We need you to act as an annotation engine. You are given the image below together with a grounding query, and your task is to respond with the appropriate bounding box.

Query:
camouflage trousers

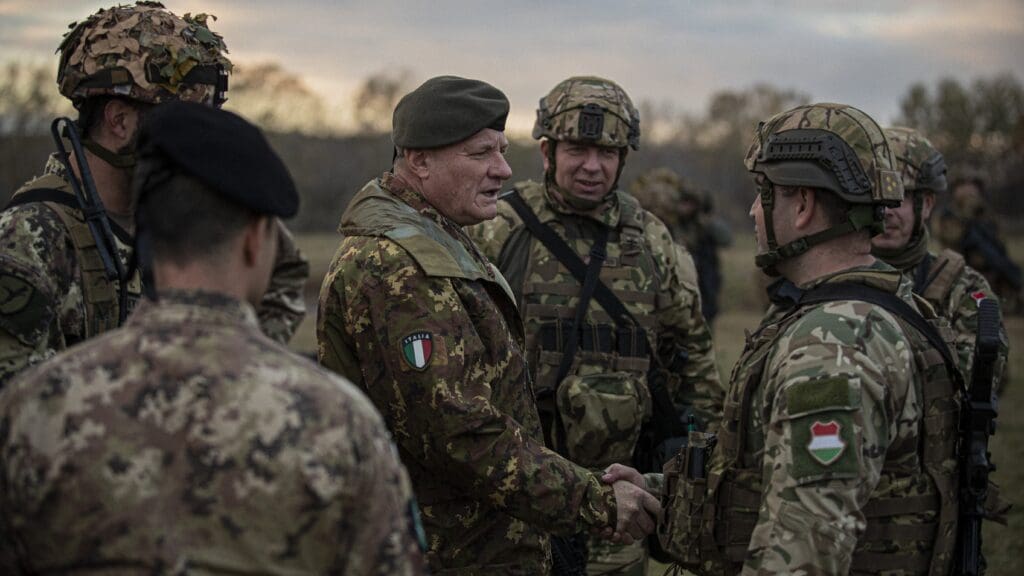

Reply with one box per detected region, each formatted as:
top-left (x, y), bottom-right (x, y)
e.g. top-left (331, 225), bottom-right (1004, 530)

top-left (586, 535), bottom-right (647, 576)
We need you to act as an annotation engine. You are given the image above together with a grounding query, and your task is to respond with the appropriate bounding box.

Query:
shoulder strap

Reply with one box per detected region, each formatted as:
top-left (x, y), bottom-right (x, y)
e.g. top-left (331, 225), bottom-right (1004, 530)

top-left (798, 281), bottom-right (964, 391)
top-left (921, 249), bottom-right (966, 304)
top-left (503, 189), bottom-right (643, 332)
top-left (5, 187), bottom-right (133, 246)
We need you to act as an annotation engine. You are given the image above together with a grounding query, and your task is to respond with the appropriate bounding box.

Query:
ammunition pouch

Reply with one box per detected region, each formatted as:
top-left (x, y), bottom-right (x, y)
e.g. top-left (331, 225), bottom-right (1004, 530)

top-left (556, 369), bottom-right (651, 469)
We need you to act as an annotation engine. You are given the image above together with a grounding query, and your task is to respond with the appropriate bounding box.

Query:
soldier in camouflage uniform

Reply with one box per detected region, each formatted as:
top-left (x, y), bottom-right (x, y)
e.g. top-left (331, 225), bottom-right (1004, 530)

top-left (629, 168), bottom-right (732, 324)
top-left (651, 103), bottom-right (966, 575)
top-left (872, 127), bottom-right (1008, 389)
top-left (317, 76), bottom-right (660, 575)
top-left (468, 77), bottom-right (722, 576)
top-left (0, 2), bottom-right (309, 388)
top-left (0, 103), bottom-right (426, 575)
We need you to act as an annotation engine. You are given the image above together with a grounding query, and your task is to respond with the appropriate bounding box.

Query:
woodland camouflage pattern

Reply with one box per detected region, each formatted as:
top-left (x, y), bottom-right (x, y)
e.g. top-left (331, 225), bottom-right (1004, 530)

top-left (662, 264), bottom-right (956, 574)
top-left (533, 76), bottom-right (640, 149)
top-left (0, 291), bottom-right (426, 575)
top-left (877, 126), bottom-right (1008, 386)
top-left (58, 1), bottom-right (232, 105)
top-left (745, 103), bottom-right (903, 206)
top-left (317, 173), bottom-right (619, 575)
top-left (469, 181), bottom-right (723, 433)
top-left (0, 155), bottom-right (309, 388)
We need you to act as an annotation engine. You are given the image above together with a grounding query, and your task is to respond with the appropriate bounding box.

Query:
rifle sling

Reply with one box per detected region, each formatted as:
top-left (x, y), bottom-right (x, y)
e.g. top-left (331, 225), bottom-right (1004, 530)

top-left (5, 187), bottom-right (134, 246)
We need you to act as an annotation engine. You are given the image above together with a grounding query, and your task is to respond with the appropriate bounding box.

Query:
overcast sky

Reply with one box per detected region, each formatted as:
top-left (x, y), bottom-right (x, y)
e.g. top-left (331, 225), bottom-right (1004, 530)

top-left (2, 0), bottom-right (1022, 134)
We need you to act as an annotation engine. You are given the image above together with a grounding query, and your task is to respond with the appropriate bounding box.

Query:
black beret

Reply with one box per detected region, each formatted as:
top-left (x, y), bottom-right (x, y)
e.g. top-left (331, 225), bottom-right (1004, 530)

top-left (392, 75), bottom-right (509, 149)
top-left (135, 101), bottom-right (298, 218)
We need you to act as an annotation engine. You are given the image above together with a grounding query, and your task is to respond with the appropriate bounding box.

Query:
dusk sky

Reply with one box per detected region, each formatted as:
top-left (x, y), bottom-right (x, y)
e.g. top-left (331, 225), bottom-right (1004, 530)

top-left (2, 0), bottom-right (1022, 135)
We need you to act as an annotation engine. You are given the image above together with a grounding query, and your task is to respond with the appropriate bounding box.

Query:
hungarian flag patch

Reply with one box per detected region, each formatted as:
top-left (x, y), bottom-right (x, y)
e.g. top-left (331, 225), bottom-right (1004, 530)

top-left (971, 291), bottom-right (987, 306)
top-left (807, 420), bottom-right (846, 466)
top-left (401, 332), bottom-right (433, 371)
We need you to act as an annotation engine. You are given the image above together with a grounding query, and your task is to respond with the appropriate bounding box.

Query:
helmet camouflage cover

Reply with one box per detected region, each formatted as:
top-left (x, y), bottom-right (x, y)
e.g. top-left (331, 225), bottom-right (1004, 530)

top-left (57, 1), bottom-right (232, 107)
top-left (533, 76), bottom-right (640, 150)
top-left (745, 102), bottom-right (903, 207)
top-left (630, 167), bottom-right (682, 214)
top-left (884, 126), bottom-right (948, 194)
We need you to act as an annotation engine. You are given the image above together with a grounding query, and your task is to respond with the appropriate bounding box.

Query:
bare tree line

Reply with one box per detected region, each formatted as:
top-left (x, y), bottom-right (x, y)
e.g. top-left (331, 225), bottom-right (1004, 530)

top-left (2, 61), bottom-right (1021, 232)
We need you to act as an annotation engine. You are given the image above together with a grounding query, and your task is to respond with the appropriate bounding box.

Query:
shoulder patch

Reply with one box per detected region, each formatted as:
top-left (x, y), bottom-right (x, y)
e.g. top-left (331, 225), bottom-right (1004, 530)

top-left (784, 377), bottom-right (861, 484)
top-left (399, 331), bottom-right (447, 372)
top-left (0, 271), bottom-right (55, 346)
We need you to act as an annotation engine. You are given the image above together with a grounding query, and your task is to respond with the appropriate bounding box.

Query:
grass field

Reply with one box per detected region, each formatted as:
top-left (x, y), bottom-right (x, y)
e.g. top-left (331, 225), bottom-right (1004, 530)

top-left (291, 231), bottom-right (1024, 575)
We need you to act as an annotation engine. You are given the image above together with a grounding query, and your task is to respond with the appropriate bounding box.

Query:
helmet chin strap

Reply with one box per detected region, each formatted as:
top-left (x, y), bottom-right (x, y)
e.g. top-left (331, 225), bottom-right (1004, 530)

top-left (82, 138), bottom-right (136, 169)
top-left (753, 179), bottom-right (883, 277)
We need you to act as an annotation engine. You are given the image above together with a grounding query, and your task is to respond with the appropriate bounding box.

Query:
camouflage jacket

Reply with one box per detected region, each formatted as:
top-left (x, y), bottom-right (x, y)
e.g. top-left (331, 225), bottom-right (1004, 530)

top-left (697, 263), bottom-right (956, 575)
top-left (905, 249), bottom-right (1008, 388)
top-left (0, 290), bottom-right (425, 575)
top-left (317, 174), bottom-right (618, 575)
top-left (468, 180), bottom-right (723, 437)
top-left (0, 155), bottom-right (309, 388)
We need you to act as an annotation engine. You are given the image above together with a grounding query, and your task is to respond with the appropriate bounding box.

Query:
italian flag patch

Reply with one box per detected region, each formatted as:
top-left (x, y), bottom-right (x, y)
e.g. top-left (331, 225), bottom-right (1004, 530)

top-left (807, 420), bottom-right (846, 466)
top-left (401, 332), bottom-right (433, 371)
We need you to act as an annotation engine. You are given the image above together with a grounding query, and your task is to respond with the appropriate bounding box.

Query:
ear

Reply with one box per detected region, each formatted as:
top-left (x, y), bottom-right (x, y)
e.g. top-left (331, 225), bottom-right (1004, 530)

top-left (241, 216), bottom-right (272, 268)
top-left (792, 187), bottom-right (816, 230)
top-left (404, 149), bottom-right (431, 180)
top-left (920, 191), bottom-right (936, 220)
top-left (102, 99), bottom-right (137, 143)
top-left (540, 139), bottom-right (552, 173)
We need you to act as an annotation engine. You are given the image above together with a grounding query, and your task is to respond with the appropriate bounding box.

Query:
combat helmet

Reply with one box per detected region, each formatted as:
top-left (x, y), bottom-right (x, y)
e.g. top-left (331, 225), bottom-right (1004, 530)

top-left (745, 102), bottom-right (904, 273)
top-left (58, 2), bottom-right (231, 109)
top-left (885, 126), bottom-right (948, 241)
top-left (630, 167), bottom-right (682, 221)
top-left (534, 76), bottom-right (640, 208)
top-left (533, 76), bottom-right (640, 150)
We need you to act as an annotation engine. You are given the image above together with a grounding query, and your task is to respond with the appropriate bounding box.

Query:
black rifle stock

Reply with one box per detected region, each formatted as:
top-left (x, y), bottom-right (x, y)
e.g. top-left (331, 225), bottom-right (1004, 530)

top-left (962, 224), bottom-right (1023, 290)
top-left (50, 117), bottom-right (129, 324)
top-left (954, 297), bottom-right (1001, 576)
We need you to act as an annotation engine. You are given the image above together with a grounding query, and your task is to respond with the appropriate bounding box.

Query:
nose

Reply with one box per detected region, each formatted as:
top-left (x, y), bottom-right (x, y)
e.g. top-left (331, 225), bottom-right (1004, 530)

top-left (492, 153), bottom-right (512, 181)
top-left (749, 194), bottom-right (761, 218)
top-left (581, 149), bottom-right (602, 171)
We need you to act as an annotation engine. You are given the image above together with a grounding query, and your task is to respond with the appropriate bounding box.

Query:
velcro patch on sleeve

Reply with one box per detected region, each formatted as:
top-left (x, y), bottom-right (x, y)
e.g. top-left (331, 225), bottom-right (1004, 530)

top-left (0, 271), bottom-right (54, 347)
top-left (790, 412), bottom-right (859, 484)
top-left (784, 376), bottom-right (860, 418)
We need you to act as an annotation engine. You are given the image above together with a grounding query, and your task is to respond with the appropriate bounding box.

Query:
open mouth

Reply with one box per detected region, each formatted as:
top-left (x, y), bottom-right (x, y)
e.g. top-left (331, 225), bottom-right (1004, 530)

top-left (479, 188), bottom-right (501, 200)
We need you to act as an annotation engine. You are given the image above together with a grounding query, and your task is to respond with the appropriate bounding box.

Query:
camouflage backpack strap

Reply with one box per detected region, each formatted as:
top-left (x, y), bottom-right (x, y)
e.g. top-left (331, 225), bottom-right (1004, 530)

top-left (797, 283), bottom-right (963, 576)
top-left (920, 249), bottom-right (966, 305)
top-left (6, 185), bottom-right (127, 337)
top-left (614, 190), bottom-right (649, 269)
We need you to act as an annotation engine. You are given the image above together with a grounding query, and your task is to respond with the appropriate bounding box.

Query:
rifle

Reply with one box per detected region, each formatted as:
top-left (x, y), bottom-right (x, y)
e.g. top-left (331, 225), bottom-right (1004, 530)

top-left (50, 117), bottom-right (129, 324)
top-left (953, 297), bottom-right (1001, 576)
top-left (961, 223), bottom-right (1022, 291)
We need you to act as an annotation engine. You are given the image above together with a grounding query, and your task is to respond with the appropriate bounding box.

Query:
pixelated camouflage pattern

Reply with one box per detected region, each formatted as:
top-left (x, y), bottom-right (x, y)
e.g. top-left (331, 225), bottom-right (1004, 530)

top-left (0, 155), bottom-right (309, 388)
top-left (745, 102), bottom-right (903, 206)
top-left (533, 76), bottom-right (640, 149)
top-left (662, 263), bottom-right (957, 575)
top-left (0, 290), bottom-right (426, 575)
top-left (317, 173), bottom-right (618, 574)
top-left (885, 127), bottom-right (948, 193)
top-left (58, 2), bottom-right (232, 105)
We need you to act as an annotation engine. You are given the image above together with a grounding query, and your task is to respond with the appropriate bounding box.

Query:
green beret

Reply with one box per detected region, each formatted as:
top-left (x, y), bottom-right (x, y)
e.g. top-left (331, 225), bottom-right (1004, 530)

top-left (392, 75), bottom-right (509, 149)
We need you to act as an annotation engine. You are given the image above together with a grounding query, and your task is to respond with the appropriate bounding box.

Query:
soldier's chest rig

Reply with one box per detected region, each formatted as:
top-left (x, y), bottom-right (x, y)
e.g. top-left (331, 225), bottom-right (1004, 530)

top-left (499, 187), bottom-right (661, 470)
top-left (6, 180), bottom-right (141, 341)
top-left (912, 249), bottom-right (966, 314)
top-left (661, 281), bottom-right (961, 576)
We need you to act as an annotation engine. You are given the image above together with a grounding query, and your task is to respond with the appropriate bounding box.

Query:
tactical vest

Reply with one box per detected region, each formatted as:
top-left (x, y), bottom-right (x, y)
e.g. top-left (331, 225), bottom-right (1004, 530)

top-left (6, 177), bottom-right (141, 339)
top-left (661, 283), bottom-right (960, 575)
top-left (497, 182), bottom-right (659, 469)
top-left (914, 249), bottom-right (966, 309)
